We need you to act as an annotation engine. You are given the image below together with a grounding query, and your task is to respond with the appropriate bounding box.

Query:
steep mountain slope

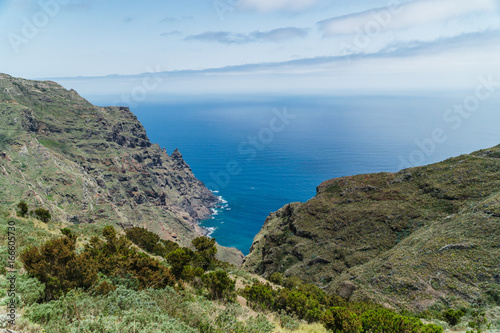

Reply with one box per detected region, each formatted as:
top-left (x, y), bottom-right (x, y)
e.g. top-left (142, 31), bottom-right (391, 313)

top-left (244, 145), bottom-right (500, 311)
top-left (0, 73), bottom-right (242, 263)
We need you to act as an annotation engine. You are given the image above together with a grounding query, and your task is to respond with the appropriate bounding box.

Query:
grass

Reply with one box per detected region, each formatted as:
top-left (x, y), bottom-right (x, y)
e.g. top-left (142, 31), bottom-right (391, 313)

top-left (273, 323), bottom-right (328, 333)
top-left (38, 139), bottom-right (72, 155)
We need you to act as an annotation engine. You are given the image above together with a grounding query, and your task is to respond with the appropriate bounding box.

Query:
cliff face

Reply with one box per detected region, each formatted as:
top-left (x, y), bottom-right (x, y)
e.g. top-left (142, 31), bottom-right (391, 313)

top-left (0, 74), bottom-right (242, 262)
top-left (244, 145), bottom-right (500, 311)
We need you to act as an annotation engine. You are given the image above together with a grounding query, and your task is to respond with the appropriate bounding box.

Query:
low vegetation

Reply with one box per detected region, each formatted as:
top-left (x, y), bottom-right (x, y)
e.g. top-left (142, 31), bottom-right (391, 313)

top-left (1, 215), bottom-right (453, 332)
top-left (241, 278), bottom-right (443, 333)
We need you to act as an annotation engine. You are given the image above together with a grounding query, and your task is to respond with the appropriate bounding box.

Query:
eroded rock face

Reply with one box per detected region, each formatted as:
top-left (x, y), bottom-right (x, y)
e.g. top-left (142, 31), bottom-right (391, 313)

top-left (0, 74), bottom-right (233, 258)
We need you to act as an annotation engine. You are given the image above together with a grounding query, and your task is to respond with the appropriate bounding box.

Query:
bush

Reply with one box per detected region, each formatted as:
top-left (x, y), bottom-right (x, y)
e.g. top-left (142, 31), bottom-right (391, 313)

top-left (181, 266), bottom-right (205, 282)
top-left (20, 231), bottom-right (96, 301)
top-left (192, 236), bottom-right (217, 270)
top-left (126, 227), bottom-right (179, 257)
top-left (102, 225), bottom-right (117, 241)
top-left (242, 281), bottom-right (275, 310)
top-left (17, 201), bottom-right (28, 217)
top-left (275, 288), bottom-right (323, 322)
top-left (322, 307), bottom-right (362, 333)
top-left (243, 278), bottom-right (344, 323)
top-left (361, 308), bottom-right (443, 333)
top-left (33, 208), bottom-right (51, 222)
top-left (84, 227), bottom-right (176, 290)
top-left (21, 226), bottom-right (176, 301)
top-left (241, 277), bottom-right (442, 333)
top-left (202, 270), bottom-right (235, 301)
top-left (269, 272), bottom-right (284, 285)
top-left (166, 248), bottom-right (196, 279)
top-left (443, 308), bottom-right (465, 326)
top-left (283, 276), bottom-right (303, 289)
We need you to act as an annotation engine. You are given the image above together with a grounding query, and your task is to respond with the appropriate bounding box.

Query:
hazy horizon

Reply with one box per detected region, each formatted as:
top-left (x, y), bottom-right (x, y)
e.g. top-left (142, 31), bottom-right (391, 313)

top-left (1, 0), bottom-right (499, 95)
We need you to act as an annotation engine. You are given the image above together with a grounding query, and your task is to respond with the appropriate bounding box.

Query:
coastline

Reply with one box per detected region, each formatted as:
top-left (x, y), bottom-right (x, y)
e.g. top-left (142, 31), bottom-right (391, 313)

top-left (199, 192), bottom-right (228, 238)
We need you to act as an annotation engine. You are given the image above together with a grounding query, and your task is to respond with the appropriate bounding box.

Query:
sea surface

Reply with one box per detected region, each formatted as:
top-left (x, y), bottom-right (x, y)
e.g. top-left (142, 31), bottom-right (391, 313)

top-left (88, 94), bottom-right (500, 254)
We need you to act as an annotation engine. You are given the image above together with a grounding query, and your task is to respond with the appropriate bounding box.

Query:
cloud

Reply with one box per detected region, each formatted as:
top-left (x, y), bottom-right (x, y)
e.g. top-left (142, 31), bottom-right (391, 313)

top-left (50, 29), bottom-right (500, 95)
top-left (185, 31), bottom-right (243, 44)
top-left (185, 27), bottom-right (308, 44)
top-left (251, 27), bottom-right (308, 41)
top-left (183, 29), bottom-right (500, 74)
top-left (318, 0), bottom-right (498, 36)
top-left (161, 17), bottom-right (177, 23)
top-left (161, 31), bottom-right (182, 37)
top-left (160, 16), bottom-right (194, 23)
top-left (237, 0), bottom-right (319, 13)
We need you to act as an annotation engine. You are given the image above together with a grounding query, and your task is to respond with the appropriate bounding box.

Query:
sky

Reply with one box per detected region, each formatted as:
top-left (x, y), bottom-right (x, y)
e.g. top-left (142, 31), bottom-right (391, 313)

top-left (1, 0), bottom-right (499, 95)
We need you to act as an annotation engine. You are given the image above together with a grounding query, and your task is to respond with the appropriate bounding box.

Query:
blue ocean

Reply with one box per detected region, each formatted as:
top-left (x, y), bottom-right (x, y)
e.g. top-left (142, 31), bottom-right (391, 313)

top-left (89, 94), bottom-right (500, 254)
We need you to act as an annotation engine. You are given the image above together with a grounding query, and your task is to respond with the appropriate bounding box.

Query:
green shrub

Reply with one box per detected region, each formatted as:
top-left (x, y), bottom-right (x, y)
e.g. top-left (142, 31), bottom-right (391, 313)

top-left (283, 276), bottom-right (303, 289)
top-left (322, 307), bottom-right (362, 333)
top-left (33, 208), bottom-right (51, 222)
top-left (102, 225), bottom-right (117, 241)
top-left (192, 236), bottom-right (217, 270)
top-left (166, 248), bottom-right (196, 279)
top-left (243, 278), bottom-right (344, 323)
top-left (361, 308), bottom-right (443, 333)
top-left (126, 226), bottom-right (179, 257)
top-left (242, 281), bottom-right (275, 310)
top-left (21, 226), bottom-right (175, 301)
top-left (20, 231), bottom-right (97, 301)
top-left (84, 227), bottom-right (176, 290)
top-left (181, 265), bottom-right (205, 282)
top-left (269, 272), bottom-right (284, 285)
top-left (241, 277), bottom-right (442, 333)
top-left (275, 288), bottom-right (323, 322)
top-left (443, 308), bottom-right (465, 326)
top-left (202, 270), bottom-right (235, 301)
top-left (17, 201), bottom-right (28, 217)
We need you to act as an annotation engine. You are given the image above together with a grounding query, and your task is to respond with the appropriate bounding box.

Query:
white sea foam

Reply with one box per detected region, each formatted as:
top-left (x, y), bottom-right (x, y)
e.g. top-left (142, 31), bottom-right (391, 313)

top-left (211, 195), bottom-right (230, 214)
top-left (205, 227), bottom-right (216, 238)
top-left (200, 195), bottom-right (229, 236)
top-left (216, 196), bottom-right (228, 204)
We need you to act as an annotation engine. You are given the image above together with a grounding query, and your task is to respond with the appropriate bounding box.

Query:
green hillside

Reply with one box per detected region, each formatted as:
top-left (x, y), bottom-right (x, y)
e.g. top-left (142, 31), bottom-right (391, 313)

top-left (244, 145), bottom-right (500, 328)
top-left (0, 73), bottom-right (242, 264)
